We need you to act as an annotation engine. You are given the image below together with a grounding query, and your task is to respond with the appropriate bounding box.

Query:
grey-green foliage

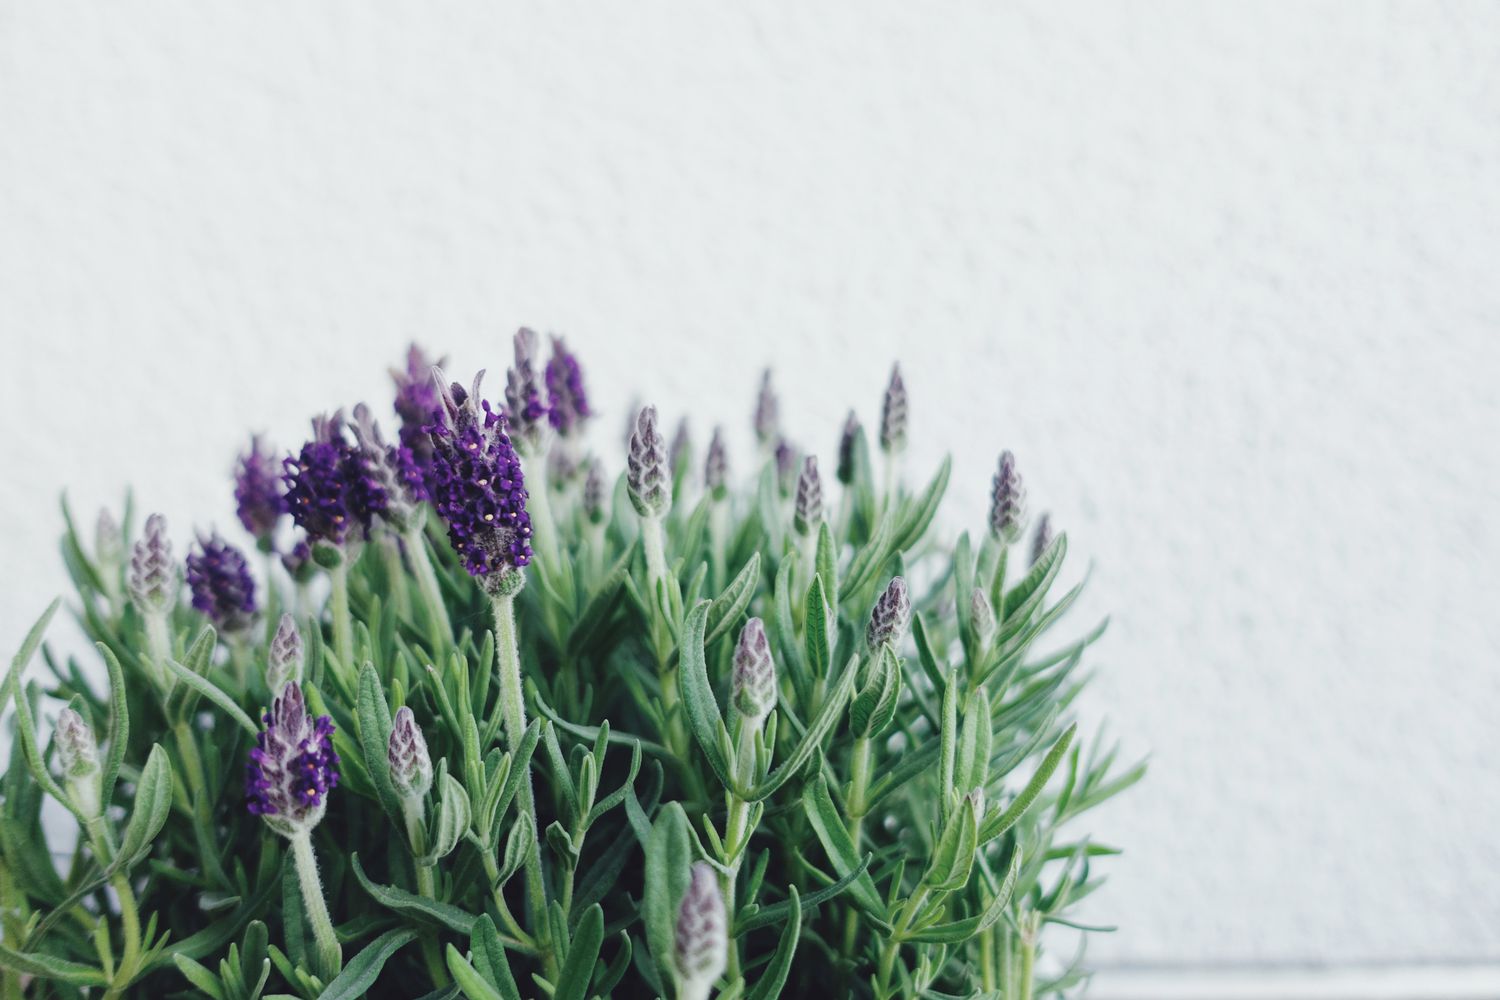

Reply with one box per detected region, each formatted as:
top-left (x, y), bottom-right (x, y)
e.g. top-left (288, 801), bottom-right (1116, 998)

top-left (0, 367), bottom-right (1141, 999)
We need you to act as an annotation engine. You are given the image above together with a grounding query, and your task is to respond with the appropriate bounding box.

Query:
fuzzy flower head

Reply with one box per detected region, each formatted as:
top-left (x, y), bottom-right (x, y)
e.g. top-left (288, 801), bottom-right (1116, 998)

top-left (1031, 512), bottom-right (1055, 566)
top-left (426, 371), bottom-right (534, 586)
top-left (351, 403), bottom-right (425, 531)
top-left (56, 708), bottom-right (101, 819)
top-left (544, 335), bottom-right (591, 438)
top-left (128, 514), bottom-right (176, 615)
top-left (753, 368), bottom-right (779, 447)
top-left (836, 410), bottom-right (861, 486)
top-left (234, 434), bottom-right (286, 546)
top-left (704, 427), bottom-right (728, 501)
top-left (793, 456), bottom-right (823, 536)
top-left (187, 531), bottom-right (257, 635)
top-left (731, 618), bottom-right (777, 727)
top-left (627, 406), bottom-right (671, 519)
top-left (387, 706), bottom-right (433, 802)
top-left (267, 614), bottom-right (304, 695)
top-left (504, 328), bottom-right (551, 455)
top-left (582, 459), bottom-right (608, 526)
top-left (774, 438), bottom-right (799, 499)
top-left (246, 683), bottom-right (339, 837)
top-left (879, 363), bottom-right (908, 455)
top-left (989, 450), bottom-right (1027, 543)
top-left (674, 861), bottom-right (728, 993)
top-left (391, 344), bottom-right (447, 483)
top-left (866, 576), bottom-right (911, 652)
top-left (283, 413), bottom-right (387, 547)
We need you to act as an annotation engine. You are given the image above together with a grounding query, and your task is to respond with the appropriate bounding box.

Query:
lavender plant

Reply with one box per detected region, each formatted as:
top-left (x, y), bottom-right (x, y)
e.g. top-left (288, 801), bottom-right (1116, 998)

top-left (2, 337), bottom-right (1142, 999)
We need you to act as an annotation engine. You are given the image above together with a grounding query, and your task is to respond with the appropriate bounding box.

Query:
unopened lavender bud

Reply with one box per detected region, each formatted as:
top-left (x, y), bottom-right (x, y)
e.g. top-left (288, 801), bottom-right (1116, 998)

top-left (387, 706), bottom-right (433, 802)
top-left (866, 576), bottom-right (911, 652)
top-left (267, 614), bottom-right (303, 693)
top-left (674, 861), bottom-right (727, 996)
top-left (969, 587), bottom-right (996, 645)
top-left (793, 456), bottom-right (823, 536)
top-left (878, 363), bottom-right (907, 454)
top-left (731, 618), bottom-right (777, 726)
top-left (836, 410), bottom-right (860, 486)
top-left (128, 514), bottom-right (177, 614)
top-left (627, 406), bottom-right (671, 518)
top-left (56, 709), bottom-right (101, 819)
top-left (95, 510), bottom-right (123, 568)
top-left (1031, 512), bottom-right (1054, 566)
top-left (504, 327), bottom-right (550, 454)
top-left (351, 404), bottom-right (422, 532)
top-left (704, 427), bottom-right (728, 500)
top-left (753, 368), bottom-right (778, 446)
top-left (669, 418), bottom-right (692, 477)
top-left (989, 450), bottom-right (1027, 543)
top-left (774, 438), bottom-right (798, 499)
top-left (582, 460), bottom-right (608, 525)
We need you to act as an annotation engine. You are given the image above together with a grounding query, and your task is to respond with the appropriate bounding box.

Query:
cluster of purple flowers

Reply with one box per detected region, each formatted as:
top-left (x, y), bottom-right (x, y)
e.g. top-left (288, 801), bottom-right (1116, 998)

top-left (234, 435), bottom-right (286, 547)
top-left (282, 413), bottom-right (387, 547)
top-left (426, 373), bottom-right (534, 580)
top-left (186, 531), bottom-right (257, 634)
top-left (246, 683), bottom-right (340, 831)
top-left (391, 344), bottom-right (446, 483)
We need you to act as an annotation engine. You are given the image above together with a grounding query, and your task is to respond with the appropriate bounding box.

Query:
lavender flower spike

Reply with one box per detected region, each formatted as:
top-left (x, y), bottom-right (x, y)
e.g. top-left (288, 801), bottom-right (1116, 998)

top-left (582, 459), bottom-right (608, 526)
top-left (753, 368), bottom-right (779, 447)
top-left (879, 363), bottom-right (908, 454)
top-left (989, 450), bottom-right (1026, 543)
top-left (866, 576), bottom-right (911, 652)
top-left (836, 410), bottom-right (861, 486)
top-left (267, 614), bottom-right (303, 694)
top-left (391, 343), bottom-right (447, 482)
top-left (128, 514), bottom-right (176, 614)
top-left (350, 403), bottom-right (424, 531)
top-left (246, 682), bottom-right (339, 836)
top-left (426, 370), bottom-right (534, 589)
top-left (628, 406), bottom-right (671, 518)
top-left (774, 438), bottom-right (798, 499)
top-left (283, 412), bottom-right (386, 547)
top-left (732, 618), bottom-right (777, 727)
top-left (504, 328), bottom-right (551, 455)
top-left (674, 861), bottom-right (728, 1000)
top-left (704, 427), bottom-right (728, 500)
top-left (56, 708), bottom-right (102, 819)
top-left (794, 456), bottom-right (823, 536)
top-left (1031, 512), bottom-right (1055, 565)
top-left (387, 706), bottom-right (433, 802)
top-left (235, 434), bottom-right (286, 548)
top-left (545, 335), bottom-right (591, 438)
top-left (187, 531), bottom-right (257, 635)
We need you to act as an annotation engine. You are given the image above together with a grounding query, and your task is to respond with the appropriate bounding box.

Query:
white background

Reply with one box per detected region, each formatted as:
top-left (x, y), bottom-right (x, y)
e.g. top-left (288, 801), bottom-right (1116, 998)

top-left (3, 1), bottom-right (1498, 985)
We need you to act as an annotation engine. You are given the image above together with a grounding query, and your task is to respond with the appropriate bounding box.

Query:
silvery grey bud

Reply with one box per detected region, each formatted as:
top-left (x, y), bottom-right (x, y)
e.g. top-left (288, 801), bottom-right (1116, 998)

top-left (793, 456), bottom-right (823, 536)
top-left (388, 706), bottom-right (433, 801)
top-left (128, 514), bottom-right (176, 614)
top-left (704, 427), bottom-right (728, 500)
top-left (753, 369), bottom-right (778, 446)
top-left (731, 618), bottom-right (776, 726)
top-left (866, 576), bottom-right (911, 652)
top-left (267, 614), bottom-right (303, 694)
top-left (669, 418), bottom-right (692, 476)
top-left (836, 410), bottom-right (860, 486)
top-left (1031, 512), bottom-right (1054, 566)
top-left (582, 460), bottom-right (608, 526)
top-left (95, 510), bottom-right (124, 568)
top-left (969, 588), bottom-right (996, 645)
top-left (350, 403), bottom-right (420, 531)
top-left (879, 363), bottom-right (907, 454)
top-left (675, 861), bottom-right (727, 993)
top-left (627, 406), bottom-right (672, 518)
top-left (774, 438), bottom-right (798, 499)
top-left (989, 450), bottom-right (1026, 542)
top-left (504, 327), bottom-right (551, 455)
top-left (56, 709), bottom-right (101, 819)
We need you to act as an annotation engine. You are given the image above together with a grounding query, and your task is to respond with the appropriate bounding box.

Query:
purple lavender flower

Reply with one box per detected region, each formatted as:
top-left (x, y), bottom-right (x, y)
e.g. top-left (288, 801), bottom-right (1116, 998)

top-left (704, 427), bottom-right (728, 500)
top-left (281, 537), bottom-right (315, 584)
top-left (879, 363), bottom-right (908, 454)
top-left (426, 371), bottom-right (534, 584)
top-left (282, 413), bottom-right (386, 547)
top-left (391, 344), bottom-right (447, 482)
top-left (582, 459), bottom-right (607, 526)
top-left (627, 406), bottom-right (671, 518)
top-left (989, 450), bottom-right (1026, 543)
top-left (675, 861), bottom-right (728, 992)
top-left (794, 456), bottom-right (823, 536)
top-left (1031, 512), bottom-right (1054, 565)
top-left (774, 438), bottom-right (798, 499)
top-left (866, 576), bottom-right (911, 652)
top-left (836, 410), bottom-right (861, 486)
top-left (504, 328), bottom-right (550, 454)
top-left (753, 369), bottom-right (779, 447)
top-left (351, 403), bottom-right (425, 529)
top-left (128, 513), bottom-right (176, 614)
top-left (234, 434), bottom-right (286, 546)
top-left (731, 618), bottom-right (776, 726)
top-left (186, 531), bottom-right (257, 634)
top-left (246, 683), bottom-right (339, 835)
top-left (544, 335), bottom-right (591, 438)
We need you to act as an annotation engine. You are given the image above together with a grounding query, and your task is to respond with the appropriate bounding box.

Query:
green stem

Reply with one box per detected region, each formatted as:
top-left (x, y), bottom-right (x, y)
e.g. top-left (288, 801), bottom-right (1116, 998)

top-left (720, 723), bottom-right (759, 980)
top-left (143, 610), bottom-right (172, 691)
top-left (329, 560), bottom-right (354, 675)
top-left (1018, 914), bottom-right (1038, 1000)
top-left (102, 870), bottom-right (141, 998)
top-left (525, 457), bottom-right (563, 575)
top-left (405, 526), bottom-right (453, 652)
top-left (492, 589), bottom-right (553, 973)
top-left (478, 851), bottom-right (537, 950)
top-left (641, 514), bottom-right (668, 596)
top-left (172, 722), bottom-right (229, 887)
top-left (291, 831), bottom-right (342, 981)
top-left (708, 499), bottom-right (728, 592)
top-left (841, 736), bottom-right (873, 960)
top-left (379, 534), bottom-right (411, 619)
top-left (413, 863), bottom-right (450, 988)
top-left (875, 888), bottom-right (928, 998)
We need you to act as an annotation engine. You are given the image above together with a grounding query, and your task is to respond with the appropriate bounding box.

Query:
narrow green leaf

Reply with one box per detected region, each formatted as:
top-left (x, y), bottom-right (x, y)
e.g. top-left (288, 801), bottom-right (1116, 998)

top-left (163, 657), bottom-right (259, 737)
top-left (745, 885), bottom-right (801, 1000)
top-left (356, 663), bottom-right (402, 824)
top-left (744, 651), bottom-right (860, 801)
top-left (643, 801), bottom-right (694, 983)
top-left (705, 552), bottom-right (761, 648)
top-left (676, 601), bottom-right (735, 791)
top-left (0, 941), bottom-right (107, 985)
top-left (553, 903), bottom-right (603, 1000)
top-left (318, 929), bottom-right (417, 1000)
top-left (980, 723), bottom-right (1077, 844)
top-left (350, 854), bottom-right (477, 935)
top-left (117, 744), bottom-right (173, 866)
top-left (446, 944), bottom-right (506, 1000)
top-left (799, 775), bottom-right (884, 918)
top-left (99, 642), bottom-right (128, 805)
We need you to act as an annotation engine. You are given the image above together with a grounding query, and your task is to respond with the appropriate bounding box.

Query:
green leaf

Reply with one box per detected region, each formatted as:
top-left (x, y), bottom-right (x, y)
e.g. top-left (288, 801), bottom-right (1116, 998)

top-left (850, 644), bottom-right (900, 739)
top-left (643, 801), bottom-right (694, 984)
top-left (744, 651), bottom-right (860, 802)
top-left (815, 522), bottom-right (838, 610)
top-left (350, 854), bottom-right (477, 935)
top-left (734, 856), bottom-right (877, 935)
top-left (980, 723), bottom-right (1077, 844)
top-left (163, 657), bottom-right (259, 737)
top-left (677, 601), bottom-right (735, 791)
top-left (98, 642), bottom-right (129, 806)
top-left (553, 903), bottom-right (603, 1000)
top-left (446, 944), bottom-right (507, 1000)
top-left (318, 929), bottom-right (417, 1000)
top-left (744, 885), bottom-right (800, 1000)
top-left (906, 844), bottom-right (1021, 944)
top-left (468, 915), bottom-right (521, 1000)
top-left (173, 954), bottom-right (226, 999)
top-left (0, 941), bottom-right (107, 985)
top-left (356, 662), bottom-right (403, 825)
top-left (803, 575), bottom-right (832, 680)
top-left (799, 775), bottom-right (884, 918)
top-left (954, 688), bottom-right (992, 796)
top-left (705, 552), bottom-right (761, 648)
top-left (923, 792), bottom-right (979, 891)
top-left (117, 744), bottom-right (173, 866)
top-left (893, 456), bottom-right (951, 551)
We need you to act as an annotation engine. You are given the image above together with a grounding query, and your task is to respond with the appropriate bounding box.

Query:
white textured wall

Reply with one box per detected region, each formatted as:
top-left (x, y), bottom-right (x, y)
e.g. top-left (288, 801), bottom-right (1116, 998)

top-left (3, 1), bottom-right (1498, 974)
